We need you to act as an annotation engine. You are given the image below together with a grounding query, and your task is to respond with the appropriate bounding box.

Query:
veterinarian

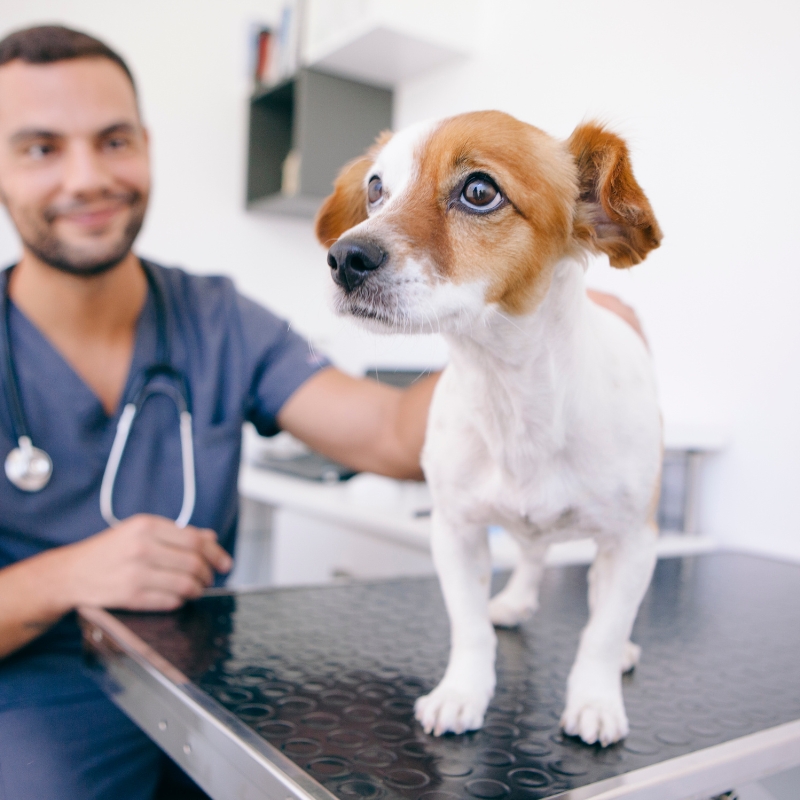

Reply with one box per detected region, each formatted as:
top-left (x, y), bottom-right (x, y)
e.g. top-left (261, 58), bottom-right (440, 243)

top-left (0, 25), bottom-right (643, 800)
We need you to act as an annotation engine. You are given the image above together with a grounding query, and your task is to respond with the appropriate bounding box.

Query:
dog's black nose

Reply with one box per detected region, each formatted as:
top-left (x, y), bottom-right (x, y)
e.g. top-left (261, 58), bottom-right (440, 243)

top-left (327, 239), bottom-right (386, 292)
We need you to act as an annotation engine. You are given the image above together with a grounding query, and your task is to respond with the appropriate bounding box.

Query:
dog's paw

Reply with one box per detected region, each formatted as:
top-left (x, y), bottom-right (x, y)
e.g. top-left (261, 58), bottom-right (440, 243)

top-left (561, 681), bottom-right (628, 746)
top-left (415, 683), bottom-right (491, 736)
top-left (488, 593), bottom-right (537, 628)
top-left (620, 641), bottom-right (641, 673)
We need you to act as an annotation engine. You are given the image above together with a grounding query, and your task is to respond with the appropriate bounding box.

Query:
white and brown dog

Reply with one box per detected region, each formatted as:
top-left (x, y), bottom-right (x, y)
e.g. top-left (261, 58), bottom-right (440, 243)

top-left (315, 111), bottom-right (663, 747)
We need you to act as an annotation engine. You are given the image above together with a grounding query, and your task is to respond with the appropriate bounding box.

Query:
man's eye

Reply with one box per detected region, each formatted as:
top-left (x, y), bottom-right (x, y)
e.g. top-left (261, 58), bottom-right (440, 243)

top-left (460, 175), bottom-right (503, 212)
top-left (27, 143), bottom-right (56, 159)
top-left (367, 176), bottom-right (383, 206)
top-left (104, 136), bottom-right (130, 150)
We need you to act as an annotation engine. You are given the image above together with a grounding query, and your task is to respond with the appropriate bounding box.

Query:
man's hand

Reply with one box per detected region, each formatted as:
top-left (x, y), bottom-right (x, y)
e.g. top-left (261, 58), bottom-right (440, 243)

top-left (63, 514), bottom-right (233, 611)
top-left (587, 289), bottom-right (648, 344)
top-left (0, 515), bottom-right (232, 660)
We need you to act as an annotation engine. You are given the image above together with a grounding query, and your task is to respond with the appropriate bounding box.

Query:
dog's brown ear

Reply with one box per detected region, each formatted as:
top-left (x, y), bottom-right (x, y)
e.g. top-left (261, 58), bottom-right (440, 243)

top-left (314, 131), bottom-right (393, 247)
top-left (568, 123), bottom-right (663, 267)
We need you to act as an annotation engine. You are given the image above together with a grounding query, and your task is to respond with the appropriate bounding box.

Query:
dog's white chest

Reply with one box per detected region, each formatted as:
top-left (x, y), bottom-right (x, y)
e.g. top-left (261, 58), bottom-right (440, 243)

top-left (421, 288), bottom-right (661, 540)
top-left (424, 411), bottom-right (587, 537)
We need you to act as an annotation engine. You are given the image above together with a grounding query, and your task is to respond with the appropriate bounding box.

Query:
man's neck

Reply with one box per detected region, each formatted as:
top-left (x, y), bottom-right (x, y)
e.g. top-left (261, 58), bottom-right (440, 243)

top-left (7, 250), bottom-right (148, 415)
top-left (8, 250), bottom-right (147, 342)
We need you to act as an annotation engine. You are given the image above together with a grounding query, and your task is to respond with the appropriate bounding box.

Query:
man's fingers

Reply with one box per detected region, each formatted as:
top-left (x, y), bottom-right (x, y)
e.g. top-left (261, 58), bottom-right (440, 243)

top-left (141, 568), bottom-right (206, 601)
top-left (150, 521), bottom-right (207, 551)
top-left (586, 289), bottom-right (647, 344)
top-left (199, 532), bottom-right (234, 574)
top-left (148, 546), bottom-right (214, 587)
top-left (126, 591), bottom-right (185, 612)
top-left (125, 516), bottom-right (231, 577)
top-left (150, 522), bottom-right (231, 573)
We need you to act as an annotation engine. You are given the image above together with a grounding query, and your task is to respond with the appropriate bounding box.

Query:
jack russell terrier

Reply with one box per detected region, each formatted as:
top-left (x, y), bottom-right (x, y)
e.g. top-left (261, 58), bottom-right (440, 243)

top-left (315, 111), bottom-right (663, 747)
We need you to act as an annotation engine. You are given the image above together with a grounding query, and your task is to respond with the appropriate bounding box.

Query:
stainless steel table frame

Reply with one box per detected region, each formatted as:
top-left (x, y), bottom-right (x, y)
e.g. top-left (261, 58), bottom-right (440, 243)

top-left (80, 553), bottom-right (800, 800)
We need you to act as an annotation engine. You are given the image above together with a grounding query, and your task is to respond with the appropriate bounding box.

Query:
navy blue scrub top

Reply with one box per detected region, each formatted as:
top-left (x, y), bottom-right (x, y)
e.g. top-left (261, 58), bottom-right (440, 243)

top-left (0, 260), bottom-right (329, 708)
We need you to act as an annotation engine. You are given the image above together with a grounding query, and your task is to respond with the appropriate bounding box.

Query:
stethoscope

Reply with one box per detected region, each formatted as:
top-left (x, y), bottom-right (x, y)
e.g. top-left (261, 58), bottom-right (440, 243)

top-left (2, 262), bottom-right (196, 528)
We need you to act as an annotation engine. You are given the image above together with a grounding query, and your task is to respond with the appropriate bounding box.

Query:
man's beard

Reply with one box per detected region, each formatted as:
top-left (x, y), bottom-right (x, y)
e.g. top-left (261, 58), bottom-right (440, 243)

top-left (20, 190), bottom-right (147, 277)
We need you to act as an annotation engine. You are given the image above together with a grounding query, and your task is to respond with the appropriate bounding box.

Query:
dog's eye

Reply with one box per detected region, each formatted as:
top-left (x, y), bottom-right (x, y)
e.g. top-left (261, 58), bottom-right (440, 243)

top-left (460, 175), bottom-right (503, 212)
top-left (368, 176), bottom-right (384, 206)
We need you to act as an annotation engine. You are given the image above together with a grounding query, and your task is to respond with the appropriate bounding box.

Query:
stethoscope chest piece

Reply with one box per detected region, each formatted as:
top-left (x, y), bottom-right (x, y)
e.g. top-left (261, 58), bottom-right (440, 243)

top-left (5, 435), bottom-right (53, 491)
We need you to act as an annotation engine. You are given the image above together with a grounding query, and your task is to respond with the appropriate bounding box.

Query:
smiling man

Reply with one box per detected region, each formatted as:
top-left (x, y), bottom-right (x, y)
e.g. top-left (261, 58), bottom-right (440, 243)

top-left (0, 25), bottom-right (436, 800)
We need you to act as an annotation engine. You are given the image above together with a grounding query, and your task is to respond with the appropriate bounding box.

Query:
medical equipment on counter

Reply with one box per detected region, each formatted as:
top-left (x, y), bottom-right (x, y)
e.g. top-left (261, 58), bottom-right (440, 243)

top-left (2, 262), bottom-right (196, 528)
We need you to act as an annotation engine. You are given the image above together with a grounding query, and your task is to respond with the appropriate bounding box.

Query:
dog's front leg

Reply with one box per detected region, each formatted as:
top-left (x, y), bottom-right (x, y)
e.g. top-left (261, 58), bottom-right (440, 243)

top-left (489, 535), bottom-right (548, 628)
top-left (415, 512), bottom-right (497, 736)
top-left (561, 523), bottom-right (657, 746)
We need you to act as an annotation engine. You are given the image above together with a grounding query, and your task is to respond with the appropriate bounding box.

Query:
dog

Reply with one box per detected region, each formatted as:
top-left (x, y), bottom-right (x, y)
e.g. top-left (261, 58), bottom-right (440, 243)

top-left (314, 111), bottom-right (663, 747)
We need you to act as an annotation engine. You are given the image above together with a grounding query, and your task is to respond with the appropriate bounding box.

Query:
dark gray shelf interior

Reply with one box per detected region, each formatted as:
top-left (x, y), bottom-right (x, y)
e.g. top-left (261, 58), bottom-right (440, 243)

top-left (247, 69), bottom-right (392, 217)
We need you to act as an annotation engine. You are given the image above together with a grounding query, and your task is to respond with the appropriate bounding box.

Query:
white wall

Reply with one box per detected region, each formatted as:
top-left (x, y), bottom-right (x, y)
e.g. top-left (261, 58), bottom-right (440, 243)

top-left (392, 0), bottom-right (800, 560)
top-left (1, 1), bottom-right (798, 560)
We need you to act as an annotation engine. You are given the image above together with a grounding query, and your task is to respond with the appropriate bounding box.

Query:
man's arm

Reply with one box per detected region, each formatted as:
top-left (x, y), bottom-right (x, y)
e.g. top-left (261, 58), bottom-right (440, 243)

top-left (0, 515), bottom-right (232, 660)
top-left (277, 368), bottom-right (438, 480)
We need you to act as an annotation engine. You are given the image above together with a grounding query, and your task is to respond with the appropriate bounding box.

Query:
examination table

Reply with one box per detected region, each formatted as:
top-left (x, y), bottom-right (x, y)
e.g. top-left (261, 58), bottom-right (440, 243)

top-left (79, 552), bottom-right (800, 800)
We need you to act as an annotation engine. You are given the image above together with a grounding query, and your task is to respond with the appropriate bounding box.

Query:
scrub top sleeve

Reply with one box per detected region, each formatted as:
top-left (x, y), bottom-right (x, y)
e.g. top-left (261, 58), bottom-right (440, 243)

top-left (236, 293), bottom-right (331, 437)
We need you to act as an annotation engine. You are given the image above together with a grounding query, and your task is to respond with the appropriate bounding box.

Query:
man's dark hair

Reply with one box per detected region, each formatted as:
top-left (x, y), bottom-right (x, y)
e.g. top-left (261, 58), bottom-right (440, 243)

top-left (0, 24), bottom-right (136, 95)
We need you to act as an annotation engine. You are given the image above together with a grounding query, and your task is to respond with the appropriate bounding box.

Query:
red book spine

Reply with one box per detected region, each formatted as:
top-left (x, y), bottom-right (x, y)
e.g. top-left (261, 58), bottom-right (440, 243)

top-left (256, 30), bottom-right (271, 84)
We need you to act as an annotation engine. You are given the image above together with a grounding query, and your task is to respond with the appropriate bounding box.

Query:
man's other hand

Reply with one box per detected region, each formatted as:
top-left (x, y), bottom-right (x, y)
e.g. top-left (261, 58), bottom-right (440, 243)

top-left (587, 289), bottom-right (647, 344)
top-left (64, 514), bottom-right (232, 611)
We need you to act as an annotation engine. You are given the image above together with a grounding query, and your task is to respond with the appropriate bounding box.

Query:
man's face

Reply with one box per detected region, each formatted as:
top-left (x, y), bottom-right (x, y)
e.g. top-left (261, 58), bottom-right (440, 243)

top-left (0, 57), bottom-right (150, 276)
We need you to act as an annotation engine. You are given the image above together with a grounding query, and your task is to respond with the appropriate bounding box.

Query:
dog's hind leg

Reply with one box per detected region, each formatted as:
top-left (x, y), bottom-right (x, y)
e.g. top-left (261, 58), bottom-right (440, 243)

top-left (415, 513), bottom-right (497, 736)
top-left (561, 523), bottom-right (657, 746)
top-left (489, 535), bottom-right (548, 628)
top-left (586, 551), bottom-right (642, 673)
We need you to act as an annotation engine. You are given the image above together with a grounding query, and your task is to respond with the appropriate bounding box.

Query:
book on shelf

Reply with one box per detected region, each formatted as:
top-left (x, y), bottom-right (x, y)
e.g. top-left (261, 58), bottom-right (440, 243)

top-left (254, 28), bottom-right (272, 86)
top-left (253, 1), bottom-right (303, 90)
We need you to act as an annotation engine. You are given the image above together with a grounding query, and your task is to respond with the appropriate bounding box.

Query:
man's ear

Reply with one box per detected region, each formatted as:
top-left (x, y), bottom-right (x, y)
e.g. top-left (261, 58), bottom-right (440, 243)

top-left (314, 131), bottom-right (393, 248)
top-left (568, 123), bottom-right (663, 267)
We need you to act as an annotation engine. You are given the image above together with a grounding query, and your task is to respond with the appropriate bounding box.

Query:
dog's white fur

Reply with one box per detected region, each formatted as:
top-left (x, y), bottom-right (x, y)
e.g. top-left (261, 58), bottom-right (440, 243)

top-left (316, 113), bottom-right (663, 746)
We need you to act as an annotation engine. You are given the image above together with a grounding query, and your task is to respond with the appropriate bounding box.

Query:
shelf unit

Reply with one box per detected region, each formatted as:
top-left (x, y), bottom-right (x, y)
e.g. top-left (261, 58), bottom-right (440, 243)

top-left (246, 68), bottom-right (392, 217)
top-left (245, 16), bottom-right (464, 218)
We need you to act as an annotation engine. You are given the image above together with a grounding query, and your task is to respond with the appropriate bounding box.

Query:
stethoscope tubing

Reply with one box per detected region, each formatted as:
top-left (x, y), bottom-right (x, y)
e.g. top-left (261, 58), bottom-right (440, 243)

top-left (1, 270), bottom-right (32, 446)
top-left (2, 262), bottom-right (196, 528)
top-left (99, 402), bottom-right (195, 528)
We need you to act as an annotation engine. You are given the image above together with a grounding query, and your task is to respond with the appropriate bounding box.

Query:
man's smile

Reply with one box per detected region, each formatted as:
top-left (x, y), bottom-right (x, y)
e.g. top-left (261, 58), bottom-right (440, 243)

top-left (43, 193), bottom-right (139, 237)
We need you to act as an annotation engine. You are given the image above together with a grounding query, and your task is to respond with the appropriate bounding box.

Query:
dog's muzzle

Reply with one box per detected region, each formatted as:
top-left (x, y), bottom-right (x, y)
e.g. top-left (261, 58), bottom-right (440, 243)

top-left (327, 239), bottom-right (387, 293)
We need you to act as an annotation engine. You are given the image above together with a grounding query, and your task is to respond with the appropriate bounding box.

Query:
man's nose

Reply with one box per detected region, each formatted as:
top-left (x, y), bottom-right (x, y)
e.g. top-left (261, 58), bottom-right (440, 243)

top-left (61, 140), bottom-right (114, 195)
top-left (327, 239), bottom-right (387, 292)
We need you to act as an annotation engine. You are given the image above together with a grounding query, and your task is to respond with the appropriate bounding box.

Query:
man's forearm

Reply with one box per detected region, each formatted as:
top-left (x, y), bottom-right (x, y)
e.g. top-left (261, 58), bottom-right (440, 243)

top-left (391, 372), bottom-right (440, 479)
top-left (0, 548), bottom-right (75, 660)
top-left (278, 368), bottom-right (438, 480)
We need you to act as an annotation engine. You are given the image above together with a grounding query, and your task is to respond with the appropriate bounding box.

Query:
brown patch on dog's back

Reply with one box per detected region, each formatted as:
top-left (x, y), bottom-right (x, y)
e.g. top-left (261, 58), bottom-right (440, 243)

top-left (315, 131), bottom-right (394, 247)
top-left (568, 123), bottom-right (662, 267)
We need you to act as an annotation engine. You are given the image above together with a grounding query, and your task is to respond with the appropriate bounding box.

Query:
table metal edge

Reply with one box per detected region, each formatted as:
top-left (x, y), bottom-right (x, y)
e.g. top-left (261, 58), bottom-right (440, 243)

top-left (79, 606), bottom-right (339, 800)
top-left (79, 578), bottom-right (800, 800)
top-left (548, 717), bottom-right (800, 800)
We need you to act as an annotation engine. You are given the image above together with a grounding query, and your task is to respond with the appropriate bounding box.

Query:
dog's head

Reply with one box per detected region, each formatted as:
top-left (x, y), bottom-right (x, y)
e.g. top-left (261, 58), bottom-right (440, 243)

top-left (315, 111), bottom-right (661, 333)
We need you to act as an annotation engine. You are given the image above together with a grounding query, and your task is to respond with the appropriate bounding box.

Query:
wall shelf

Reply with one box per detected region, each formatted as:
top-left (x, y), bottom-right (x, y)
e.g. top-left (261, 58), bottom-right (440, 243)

top-left (308, 25), bottom-right (464, 89)
top-left (246, 68), bottom-right (392, 218)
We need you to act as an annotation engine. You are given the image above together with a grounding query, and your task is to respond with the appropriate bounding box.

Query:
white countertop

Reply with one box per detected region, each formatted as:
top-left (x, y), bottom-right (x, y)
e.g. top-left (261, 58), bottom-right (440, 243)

top-left (238, 464), bottom-right (717, 569)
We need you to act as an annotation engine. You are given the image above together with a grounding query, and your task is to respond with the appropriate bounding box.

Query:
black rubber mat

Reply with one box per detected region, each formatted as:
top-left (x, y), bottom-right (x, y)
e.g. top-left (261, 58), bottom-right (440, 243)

top-left (114, 553), bottom-right (800, 799)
